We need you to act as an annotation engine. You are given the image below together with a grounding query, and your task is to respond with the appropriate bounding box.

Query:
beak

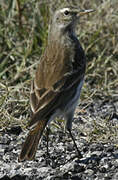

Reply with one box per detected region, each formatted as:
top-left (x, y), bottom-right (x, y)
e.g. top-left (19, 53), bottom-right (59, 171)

top-left (78, 9), bottom-right (95, 16)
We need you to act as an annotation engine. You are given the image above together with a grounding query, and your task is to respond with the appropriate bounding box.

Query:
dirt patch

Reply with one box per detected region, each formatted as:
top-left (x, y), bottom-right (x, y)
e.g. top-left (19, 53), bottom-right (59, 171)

top-left (0, 97), bottom-right (118, 180)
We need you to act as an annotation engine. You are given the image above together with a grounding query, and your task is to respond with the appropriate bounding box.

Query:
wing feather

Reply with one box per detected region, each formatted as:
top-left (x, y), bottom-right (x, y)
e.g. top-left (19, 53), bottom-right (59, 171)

top-left (29, 38), bottom-right (86, 128)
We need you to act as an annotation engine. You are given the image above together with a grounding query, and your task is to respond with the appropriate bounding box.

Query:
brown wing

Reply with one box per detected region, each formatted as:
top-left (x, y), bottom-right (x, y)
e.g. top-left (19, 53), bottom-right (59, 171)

top-left (29, 39), bottom-right (86, 127)
top-left (35, 41), bottom-right (74, 89)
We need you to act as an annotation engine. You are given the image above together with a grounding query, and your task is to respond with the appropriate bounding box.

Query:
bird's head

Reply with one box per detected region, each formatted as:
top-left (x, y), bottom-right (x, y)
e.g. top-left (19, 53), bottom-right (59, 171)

top-left (51, 7), bottom-right (94, 33)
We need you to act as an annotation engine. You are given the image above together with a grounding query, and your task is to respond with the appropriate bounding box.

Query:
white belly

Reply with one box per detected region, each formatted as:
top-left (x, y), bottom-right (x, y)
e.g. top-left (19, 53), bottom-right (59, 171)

top-left (64, 79), bottom-right (84, 112)
top-left (48, 79), bottom-right (84, 125)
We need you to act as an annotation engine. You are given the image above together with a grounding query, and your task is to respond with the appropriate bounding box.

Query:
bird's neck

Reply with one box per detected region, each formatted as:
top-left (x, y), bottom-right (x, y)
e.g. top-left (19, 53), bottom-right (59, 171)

top-left (48, 25), bottom-right (77, 45)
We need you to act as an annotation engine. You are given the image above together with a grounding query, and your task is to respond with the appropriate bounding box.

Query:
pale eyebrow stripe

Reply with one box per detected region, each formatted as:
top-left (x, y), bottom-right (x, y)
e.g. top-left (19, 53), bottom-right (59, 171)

top-left (60, 8), bottom-right (70, 13)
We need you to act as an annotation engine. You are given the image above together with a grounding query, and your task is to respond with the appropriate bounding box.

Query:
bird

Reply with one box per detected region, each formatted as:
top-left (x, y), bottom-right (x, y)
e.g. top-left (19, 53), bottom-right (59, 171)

top-left (19, 6), bottom-right (94, 161)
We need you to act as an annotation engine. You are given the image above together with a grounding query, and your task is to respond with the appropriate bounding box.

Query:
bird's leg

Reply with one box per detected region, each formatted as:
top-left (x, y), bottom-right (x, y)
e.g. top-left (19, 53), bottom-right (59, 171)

top-left (68, 129), bottom-right (82, 158)
top-left (46, 127), bottom-right (50, 156)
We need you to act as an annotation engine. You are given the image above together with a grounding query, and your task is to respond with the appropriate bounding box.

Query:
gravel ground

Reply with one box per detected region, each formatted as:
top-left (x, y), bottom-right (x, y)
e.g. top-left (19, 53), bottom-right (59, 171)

top-left (0, 97), bottom-right (118, 180)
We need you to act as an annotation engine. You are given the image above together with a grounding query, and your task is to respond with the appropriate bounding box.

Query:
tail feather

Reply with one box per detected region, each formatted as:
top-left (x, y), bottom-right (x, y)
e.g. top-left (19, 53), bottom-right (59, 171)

top-left (19, 119), bottom-right (47, 161)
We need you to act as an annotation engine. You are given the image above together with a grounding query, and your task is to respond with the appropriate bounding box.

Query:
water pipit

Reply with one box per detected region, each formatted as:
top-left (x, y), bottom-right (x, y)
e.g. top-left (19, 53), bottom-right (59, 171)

top-left (19, 6), bottom-right (94, 161)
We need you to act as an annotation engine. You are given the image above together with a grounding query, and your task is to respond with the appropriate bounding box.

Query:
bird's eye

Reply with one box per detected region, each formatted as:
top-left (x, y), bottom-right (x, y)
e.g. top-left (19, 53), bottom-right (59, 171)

top-left (64, 10), bottom-right (69, 15)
